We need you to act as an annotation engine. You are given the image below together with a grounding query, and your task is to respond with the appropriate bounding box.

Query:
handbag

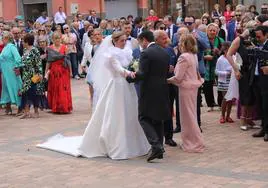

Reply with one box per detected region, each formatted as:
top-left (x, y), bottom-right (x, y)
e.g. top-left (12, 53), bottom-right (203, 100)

top-left (31, 74), bottom-right (41, 84)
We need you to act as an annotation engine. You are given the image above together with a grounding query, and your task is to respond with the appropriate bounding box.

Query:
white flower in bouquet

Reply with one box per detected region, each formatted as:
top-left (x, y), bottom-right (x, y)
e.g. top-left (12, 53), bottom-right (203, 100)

top-left (130, 59), bottom-right (139, 72)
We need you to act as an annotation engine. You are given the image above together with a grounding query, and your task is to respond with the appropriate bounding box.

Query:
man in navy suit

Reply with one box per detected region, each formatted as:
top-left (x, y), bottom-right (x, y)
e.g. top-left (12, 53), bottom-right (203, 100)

top-left (163, 15), bottom-right (178, 45)
top-left (12, 27), bottom-right (23, 56)
top-left (131, 17), bottom-right (144, 38)
top-left (87, 10), bottom-right (101, 28)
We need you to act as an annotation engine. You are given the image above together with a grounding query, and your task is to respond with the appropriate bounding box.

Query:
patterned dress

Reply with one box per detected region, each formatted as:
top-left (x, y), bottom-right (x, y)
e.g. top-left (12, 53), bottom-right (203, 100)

top-left (21, 47), bottom-right (43, 107)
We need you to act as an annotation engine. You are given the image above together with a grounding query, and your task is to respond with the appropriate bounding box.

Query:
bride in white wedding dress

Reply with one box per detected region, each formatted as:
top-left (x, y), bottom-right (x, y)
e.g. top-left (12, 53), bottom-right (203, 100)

top-left (37, 32), bottom-right (150, 159)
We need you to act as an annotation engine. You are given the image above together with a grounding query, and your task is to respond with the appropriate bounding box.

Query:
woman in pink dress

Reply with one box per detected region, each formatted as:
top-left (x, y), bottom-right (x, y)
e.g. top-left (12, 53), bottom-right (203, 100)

top-left (168, 34), bottom-right (205, 153)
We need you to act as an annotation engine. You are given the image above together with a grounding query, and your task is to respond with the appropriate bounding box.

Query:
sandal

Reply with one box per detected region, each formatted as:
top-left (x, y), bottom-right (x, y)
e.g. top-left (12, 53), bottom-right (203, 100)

top-left (20, 113), bottom-right (31, 119)
top-left (220, 117), bottom-right (225, 124)
top-left (246, 118), bottom-right (255, 126)
top-left (226, 117), bottom-right (234, 123)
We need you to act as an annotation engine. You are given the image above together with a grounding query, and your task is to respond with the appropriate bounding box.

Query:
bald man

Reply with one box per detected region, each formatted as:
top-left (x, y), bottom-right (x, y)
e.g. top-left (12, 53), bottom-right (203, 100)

top-left (11, 27), bottom-right (23, 56)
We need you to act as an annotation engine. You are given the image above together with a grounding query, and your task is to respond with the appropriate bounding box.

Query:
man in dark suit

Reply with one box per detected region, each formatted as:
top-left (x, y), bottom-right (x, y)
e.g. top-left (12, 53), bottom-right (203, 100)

top-left (87, 10), bottom-right (101, 28)
top-left (163, 15), bottom-right (178, 46)
top-left (131, 17), bottom-right (144, 38)
top-left (12, 27), bottom-right (23, 56)
top-left (252, 26), bottom-right (268, 141)
top-left (127, 31), bottom-right (171, 162)
top-left (71, 22), bottom-right (84, 77)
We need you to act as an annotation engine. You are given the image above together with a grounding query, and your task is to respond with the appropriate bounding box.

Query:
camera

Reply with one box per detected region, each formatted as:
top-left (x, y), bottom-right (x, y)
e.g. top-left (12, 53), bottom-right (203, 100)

top-left (247, 47), bottom-right (268, 67)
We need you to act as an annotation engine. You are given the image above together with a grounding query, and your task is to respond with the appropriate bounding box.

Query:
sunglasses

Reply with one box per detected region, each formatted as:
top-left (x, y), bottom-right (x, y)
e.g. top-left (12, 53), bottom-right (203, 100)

top-left (45, 25), bottom-right (52, 27)
top-left (159, 27), bottom-right (166, 30)
top-left (236, 14), bottom-right (242, 17)
top-left (64, 28), bottom-right (69, 30)
top-left (184, 22), bottom-right (193, 26)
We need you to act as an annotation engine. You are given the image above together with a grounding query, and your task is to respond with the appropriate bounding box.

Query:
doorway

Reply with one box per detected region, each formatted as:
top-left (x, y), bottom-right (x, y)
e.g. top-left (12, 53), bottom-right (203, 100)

top-left (23, 3), bottom-right (47, 21)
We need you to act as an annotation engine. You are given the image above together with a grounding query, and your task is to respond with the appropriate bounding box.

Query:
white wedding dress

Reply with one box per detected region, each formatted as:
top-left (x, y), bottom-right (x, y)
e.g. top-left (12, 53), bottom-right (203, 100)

top-left (37, 37), bottom-right (150, 159)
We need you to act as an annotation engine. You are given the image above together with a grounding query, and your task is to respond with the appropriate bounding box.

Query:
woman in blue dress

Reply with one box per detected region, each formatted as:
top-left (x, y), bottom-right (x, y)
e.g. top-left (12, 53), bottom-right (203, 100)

top-left (0, 31), bottom-right (23, 114)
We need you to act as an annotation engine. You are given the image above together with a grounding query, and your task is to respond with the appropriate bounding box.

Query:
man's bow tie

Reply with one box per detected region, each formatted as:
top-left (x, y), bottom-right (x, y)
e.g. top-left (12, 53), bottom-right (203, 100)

top-left (127, 37), bottom-right (132, 41)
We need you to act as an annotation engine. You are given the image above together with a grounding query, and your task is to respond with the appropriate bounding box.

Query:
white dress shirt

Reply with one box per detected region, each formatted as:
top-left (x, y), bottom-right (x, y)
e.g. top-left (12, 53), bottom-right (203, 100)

top-left (54, 11), bottom-right (66, 24)
top-left (36, 16), bottom-right (49, 24)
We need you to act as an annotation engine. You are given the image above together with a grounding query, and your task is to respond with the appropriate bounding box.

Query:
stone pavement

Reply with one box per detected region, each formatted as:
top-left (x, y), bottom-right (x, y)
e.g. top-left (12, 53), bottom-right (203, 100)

top-left (0, 80), bottom-right (268, 188)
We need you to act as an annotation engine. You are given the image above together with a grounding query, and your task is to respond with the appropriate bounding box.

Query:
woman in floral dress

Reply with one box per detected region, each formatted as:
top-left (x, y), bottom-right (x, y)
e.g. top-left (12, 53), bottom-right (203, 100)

top-left (20, 33), bottom-right (43, 119)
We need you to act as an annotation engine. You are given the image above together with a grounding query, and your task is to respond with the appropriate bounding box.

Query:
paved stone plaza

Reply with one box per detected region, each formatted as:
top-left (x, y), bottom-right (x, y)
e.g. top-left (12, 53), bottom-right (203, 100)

top-left (0, 80), bottom-right (268, 188)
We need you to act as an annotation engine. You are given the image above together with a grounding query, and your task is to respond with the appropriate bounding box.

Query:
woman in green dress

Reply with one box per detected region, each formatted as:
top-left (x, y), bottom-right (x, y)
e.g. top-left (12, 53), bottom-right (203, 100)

top-left (0, 31), bottom-right (23, 114)
top-left (203, 23), bottom-right (224, 112)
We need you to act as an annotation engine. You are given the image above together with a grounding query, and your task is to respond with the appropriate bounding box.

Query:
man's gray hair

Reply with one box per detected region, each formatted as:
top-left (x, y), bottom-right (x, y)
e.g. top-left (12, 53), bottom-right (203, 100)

top-left (153, 30), bottom-right (166, 40)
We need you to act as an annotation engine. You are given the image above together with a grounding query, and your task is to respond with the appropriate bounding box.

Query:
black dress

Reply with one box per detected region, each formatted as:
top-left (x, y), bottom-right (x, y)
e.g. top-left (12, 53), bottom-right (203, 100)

top-left (237, 36), bottom-right (255, 106)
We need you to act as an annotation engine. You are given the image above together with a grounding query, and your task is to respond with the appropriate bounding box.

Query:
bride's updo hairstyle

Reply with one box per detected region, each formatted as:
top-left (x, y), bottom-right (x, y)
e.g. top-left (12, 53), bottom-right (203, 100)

top-left (112, 31), bottom-right (126, 46)
top-left (179, 34), bottom-right (198, 54)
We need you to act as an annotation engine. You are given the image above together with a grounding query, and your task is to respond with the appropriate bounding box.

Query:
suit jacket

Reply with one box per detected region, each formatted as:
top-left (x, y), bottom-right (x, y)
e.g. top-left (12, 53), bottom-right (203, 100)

top-left (87, 16), bottom-right (101, 28)
top-left (13, 39), bottom-right (23, 56)
top-left (167, 24), bottom-right (179, 42)
top-left (79, 28), bottom-right (86, 43)
top-left (71, 28), bottom-right (83, 59)
top-left (227, 20), bottom-right (236, 42)
top-left (131, 26), bottom-right (145, 38)
top-left (259, 41), bottom-right (268, 93)
top-left (127, 43), bottom-right (171, 121)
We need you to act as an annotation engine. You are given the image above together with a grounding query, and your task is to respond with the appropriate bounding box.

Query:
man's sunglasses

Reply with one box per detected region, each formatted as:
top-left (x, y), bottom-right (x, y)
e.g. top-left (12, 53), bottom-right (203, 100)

top-left (184, 22), bottom-right (194, 26)
top-left (159, 27), bottom-right (166, 30)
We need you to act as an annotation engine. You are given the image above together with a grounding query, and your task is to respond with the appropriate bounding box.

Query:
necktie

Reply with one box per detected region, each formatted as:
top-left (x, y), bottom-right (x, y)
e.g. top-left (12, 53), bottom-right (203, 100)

top-left (91, 45), bottom-right (95, 57)
top-left (167, 27), bottom-right (171, 39)
top-left (16, 40), bottom-right (20, 49)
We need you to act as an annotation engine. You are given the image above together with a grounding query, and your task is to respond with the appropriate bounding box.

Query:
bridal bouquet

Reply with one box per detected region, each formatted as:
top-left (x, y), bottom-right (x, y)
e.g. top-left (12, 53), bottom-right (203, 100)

top-left (128, 59), bottom-right (139, 72)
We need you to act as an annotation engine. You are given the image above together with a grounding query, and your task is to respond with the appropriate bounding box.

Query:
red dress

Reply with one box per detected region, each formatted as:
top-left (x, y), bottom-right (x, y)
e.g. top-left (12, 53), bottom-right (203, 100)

top-left (47, 45), bottom-right (73, 113)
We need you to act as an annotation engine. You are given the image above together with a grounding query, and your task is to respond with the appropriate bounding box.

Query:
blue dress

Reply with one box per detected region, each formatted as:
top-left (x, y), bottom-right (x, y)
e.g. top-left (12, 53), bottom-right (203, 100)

top-left (0, 43), bottom-right (23, 106)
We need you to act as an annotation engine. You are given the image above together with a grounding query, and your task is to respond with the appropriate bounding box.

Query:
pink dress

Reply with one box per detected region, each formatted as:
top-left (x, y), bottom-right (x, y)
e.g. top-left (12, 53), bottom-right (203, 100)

top-left (169, 53), bottom-right (205, 153)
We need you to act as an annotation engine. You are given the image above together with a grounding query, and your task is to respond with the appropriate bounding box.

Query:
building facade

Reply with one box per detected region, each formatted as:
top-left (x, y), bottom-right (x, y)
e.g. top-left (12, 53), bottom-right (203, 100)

top-left (0, 0), bottom-right (266, 22)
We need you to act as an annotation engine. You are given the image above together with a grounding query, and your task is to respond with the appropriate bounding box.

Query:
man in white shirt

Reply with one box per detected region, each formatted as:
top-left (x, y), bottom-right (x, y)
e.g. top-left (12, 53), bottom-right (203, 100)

top-left (54, 7), bottom-right (66, 26)
top-left (36, 11), bottom-right (49, 25)
top-left (122, 21), bottom-right (138, 50)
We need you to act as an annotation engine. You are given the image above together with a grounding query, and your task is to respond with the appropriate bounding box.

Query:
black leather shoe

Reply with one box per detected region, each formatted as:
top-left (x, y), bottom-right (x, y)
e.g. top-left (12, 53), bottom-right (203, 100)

top-left (165, 139), bottom-right (177, 147)
top-left (264, 134), bottom-right (268, 142)
top-left (157, 154), bottom-right (163, 159)
top-left (147, 148), bottom-right (163, 162)
top-left (173, 127), bottom-right (181, 133)
top-left (252, 129), bottom-right (265, 137)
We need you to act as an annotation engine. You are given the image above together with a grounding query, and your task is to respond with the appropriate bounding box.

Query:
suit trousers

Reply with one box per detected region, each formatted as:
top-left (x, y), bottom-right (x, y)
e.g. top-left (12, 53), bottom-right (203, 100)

top-left (197, 86), bottom-right (202, 127)
top-left (69, 53), bottom-right (79, 77)
top-left (139, 115), bottom-right (164, 150)
top-left (253, 76), bottom-right (263, 121)
top-left (262, 92), bottom-right (268, 133)
top-left (164, 84), bottom-right (180, 139)
top-left (203, 80), bottom-right (216, 107)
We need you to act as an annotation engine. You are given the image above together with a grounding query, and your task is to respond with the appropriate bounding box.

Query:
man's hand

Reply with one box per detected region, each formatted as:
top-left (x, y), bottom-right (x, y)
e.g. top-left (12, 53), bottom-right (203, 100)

top-left (261, 66), bottom-right (268, 75)
top-left (14, 68), bottom-right (20, 76)
top-left (128, 71), bottom-right (136, 79)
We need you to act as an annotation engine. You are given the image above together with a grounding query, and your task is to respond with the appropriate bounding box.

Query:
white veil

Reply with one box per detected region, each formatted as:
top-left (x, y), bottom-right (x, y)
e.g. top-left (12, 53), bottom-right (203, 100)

top-left (87, 35), bottom-right (114, 109)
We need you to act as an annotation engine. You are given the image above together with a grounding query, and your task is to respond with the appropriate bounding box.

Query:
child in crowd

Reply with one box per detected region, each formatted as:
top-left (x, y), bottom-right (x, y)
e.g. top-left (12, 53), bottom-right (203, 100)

top-left (215, 42), bottom-right (234, 124)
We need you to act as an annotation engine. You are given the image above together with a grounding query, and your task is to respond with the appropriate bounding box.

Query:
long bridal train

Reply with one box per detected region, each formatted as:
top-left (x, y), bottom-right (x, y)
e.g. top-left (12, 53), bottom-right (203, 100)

top-left (37, 36), bottom-right (150, 159)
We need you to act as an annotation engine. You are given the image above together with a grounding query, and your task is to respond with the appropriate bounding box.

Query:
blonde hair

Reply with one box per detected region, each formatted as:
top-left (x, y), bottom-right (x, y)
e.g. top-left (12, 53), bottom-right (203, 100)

top-left (52, 31), bottom-right (62, 42)
top-left (2, 31), bottom-right (14, 43)
top-left (206, 23), bottom-right (219, 33)
top-left (179, 34), bottom-right (198, 54)
top-left (112, 31), bottom-right (125, 43)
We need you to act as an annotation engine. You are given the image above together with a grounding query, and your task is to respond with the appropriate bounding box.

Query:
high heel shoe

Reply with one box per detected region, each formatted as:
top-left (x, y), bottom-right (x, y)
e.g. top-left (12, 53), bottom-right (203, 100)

top-left (5, 108), bottom-right (12, 115)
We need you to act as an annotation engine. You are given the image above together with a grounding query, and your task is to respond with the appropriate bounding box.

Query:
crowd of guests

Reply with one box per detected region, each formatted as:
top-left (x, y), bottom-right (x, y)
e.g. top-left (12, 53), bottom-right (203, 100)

top-left (0, 3), bottom-right (268, 147)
